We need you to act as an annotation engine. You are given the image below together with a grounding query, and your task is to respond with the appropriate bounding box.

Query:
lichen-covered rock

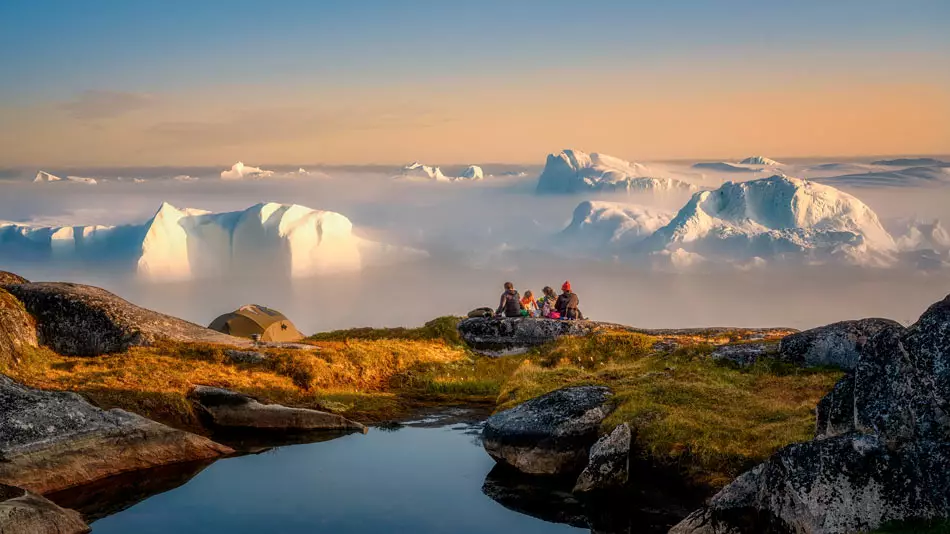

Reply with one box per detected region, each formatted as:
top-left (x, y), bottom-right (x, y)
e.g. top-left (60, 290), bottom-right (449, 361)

top-left (710, 342), bottom-right (777, 368)
top-left (903, 294), bottom-right (950, 424)
top-left (0, 271), bottom-right (28, 287)
top-left (458, 317), bottom-right (596, 356)
top-left (189, 385), bottom-right (366, 432)
top-left (671, 434), bottom-right (950, 534)
top-left (0, 483), bottom-right (89, 534)
top-left (815, 375), bottom-right (855, 439)
top-left (573, 423), bottom-right (631, 493)
top-left (224, 349), bottom-right (268, 364)
top-left (0, 376), bottom-right (233, 494)
top-left (778, 318), bottom-right (900, 370)
top-left (5, 282), bottom-right (244, 355)
top-left (0, 289), bottom-right (37, 366)
top-left (482, 386), bottom-right (614, 475)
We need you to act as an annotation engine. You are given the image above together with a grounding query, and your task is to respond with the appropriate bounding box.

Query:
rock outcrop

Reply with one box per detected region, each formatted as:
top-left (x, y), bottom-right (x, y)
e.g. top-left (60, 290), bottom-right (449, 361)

top-left (573, 422), bottom-right (631, 493)
top-left (778, 318), bottom-right (900, 370)
top-left (482, 386), bottom-right (614, 475)
top-left (0, 376), bottom-right (232, 494)
top-left (673, 294), bottom-right (950, 533)
top-left (0, 483), bottom-right (89, 534)
top-left (709, 342), bottom-right (777, 368)
top-left (458, 317), bottom-right (596, 356)
top-left (189, 386), bottom-right (366, 432)
top-left (4, 282), bottom-right (244, 355)
top-left (0, 271), bottom-right (28, 286)
top-left (0, 289), bottom-right (37, 366)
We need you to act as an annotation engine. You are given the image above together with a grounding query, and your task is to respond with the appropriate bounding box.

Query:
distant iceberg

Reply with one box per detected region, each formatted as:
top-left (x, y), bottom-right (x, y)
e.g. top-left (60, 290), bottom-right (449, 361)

top-left (395, 162), bottom-right (484, 182)
top-left (33, 171), bottom-right (97, 185)
top-left (0, 202), bottom-right (423, 281)
top-left (561, 201), bottom-right (672, 249)
top-left (220, 162), bottom-right (275, 180)
top-left (536, 149), bottom-right (696, 194)
top-left (739, 156), bottom-right (782, 166)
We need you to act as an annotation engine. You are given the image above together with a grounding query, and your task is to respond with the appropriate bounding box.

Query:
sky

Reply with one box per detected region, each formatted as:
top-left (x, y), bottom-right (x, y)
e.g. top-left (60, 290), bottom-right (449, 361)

top-left (1, 0), bottom-right (948, 167)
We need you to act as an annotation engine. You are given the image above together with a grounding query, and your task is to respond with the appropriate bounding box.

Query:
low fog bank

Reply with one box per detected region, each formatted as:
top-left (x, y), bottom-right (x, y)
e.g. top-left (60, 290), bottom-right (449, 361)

top-left (3, 164), bottom-right (950, 332)
top-left (7, 258), bottom-right (949, 333)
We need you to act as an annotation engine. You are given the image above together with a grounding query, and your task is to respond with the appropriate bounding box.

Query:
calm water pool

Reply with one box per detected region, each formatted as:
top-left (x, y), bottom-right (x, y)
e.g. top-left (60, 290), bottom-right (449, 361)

top-left (49, 410), bottom-right (690, 533)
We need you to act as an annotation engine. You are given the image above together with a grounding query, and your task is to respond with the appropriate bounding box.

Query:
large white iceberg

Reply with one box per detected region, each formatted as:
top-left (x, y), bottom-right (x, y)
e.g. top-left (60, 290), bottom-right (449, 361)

top-left (561, 201), bottom-right (672, 249)
top-left (536, 149), bottom-right (696, 194)
top-left (0, 202), bottom-right (421, 281)
top-left (638, 175), bottom-right (897, 266)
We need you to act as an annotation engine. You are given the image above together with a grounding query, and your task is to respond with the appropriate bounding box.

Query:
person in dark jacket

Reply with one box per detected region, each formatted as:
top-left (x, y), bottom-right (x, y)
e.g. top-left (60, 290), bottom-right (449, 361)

top-left (555, 281), bottom-right (583, 320)
top-left (497, 282), bottom-right (524, 317)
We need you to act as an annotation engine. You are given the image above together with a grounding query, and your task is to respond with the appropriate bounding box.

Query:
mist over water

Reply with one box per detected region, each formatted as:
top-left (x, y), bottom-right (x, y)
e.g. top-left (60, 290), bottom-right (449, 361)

top-left (2, 163), bottom-right (949, 333)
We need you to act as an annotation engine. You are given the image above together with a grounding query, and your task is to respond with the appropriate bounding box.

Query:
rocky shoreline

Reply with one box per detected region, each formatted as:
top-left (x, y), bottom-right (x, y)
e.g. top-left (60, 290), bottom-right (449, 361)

top-left (3, 269), bottom-right (950, 533)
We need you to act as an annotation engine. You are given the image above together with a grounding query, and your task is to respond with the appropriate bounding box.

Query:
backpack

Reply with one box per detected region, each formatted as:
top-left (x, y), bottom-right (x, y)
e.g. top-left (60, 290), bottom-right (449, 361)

top-left (467, 307), bottom-right (494, 318)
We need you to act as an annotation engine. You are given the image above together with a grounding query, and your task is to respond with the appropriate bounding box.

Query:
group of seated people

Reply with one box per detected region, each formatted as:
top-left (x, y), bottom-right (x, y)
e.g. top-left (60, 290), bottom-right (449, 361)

top-left (497, 281), bottom-right (583, 320)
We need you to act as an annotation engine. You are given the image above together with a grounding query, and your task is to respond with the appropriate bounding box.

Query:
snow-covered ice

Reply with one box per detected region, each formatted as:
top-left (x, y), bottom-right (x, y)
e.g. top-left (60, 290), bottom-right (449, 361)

top-left (536, 149), bottom-right (697, 194)
top-left (220, 162), bottom-right (276, 180)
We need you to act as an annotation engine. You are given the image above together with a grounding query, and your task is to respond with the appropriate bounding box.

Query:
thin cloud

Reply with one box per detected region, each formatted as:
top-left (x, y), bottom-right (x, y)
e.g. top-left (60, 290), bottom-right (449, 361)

top-left (60, 90), bottom-right (155, 120)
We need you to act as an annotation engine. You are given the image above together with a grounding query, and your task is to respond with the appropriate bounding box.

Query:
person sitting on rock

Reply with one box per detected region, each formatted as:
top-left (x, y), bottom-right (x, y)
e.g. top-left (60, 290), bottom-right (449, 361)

top-left (555, 281), bottom-right (583, 320)
top-left (538, 286), bottom-right (558, 318)
top-left (497, 282), bottom-right (525, 318)
top-left (521, 290), bottom-right (539, 317)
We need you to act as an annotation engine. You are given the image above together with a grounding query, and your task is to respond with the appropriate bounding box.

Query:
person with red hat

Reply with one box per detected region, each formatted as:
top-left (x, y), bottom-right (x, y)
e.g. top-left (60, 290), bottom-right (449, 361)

top-left (555, 281), bottom-right (583, 320)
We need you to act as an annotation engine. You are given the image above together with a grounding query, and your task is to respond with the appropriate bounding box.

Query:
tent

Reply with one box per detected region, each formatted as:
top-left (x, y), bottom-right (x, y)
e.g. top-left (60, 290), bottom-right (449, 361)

top-left (208, 304), bottom-right (304, 342)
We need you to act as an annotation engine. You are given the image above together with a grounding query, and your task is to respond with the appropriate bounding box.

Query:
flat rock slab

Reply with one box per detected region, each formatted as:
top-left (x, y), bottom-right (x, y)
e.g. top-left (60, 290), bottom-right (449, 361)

top-left (0, 483), bottom-right (89, 534)
top-left (189, 385), bottom-right (366, 432)
top-left (710, 342), bottom-right (778, 368)
top-left (483, 386), bottom-right (614, 475)
top-left (5, 282), bottom-right (246, 355)
top-left (0, 376), bottom-right (233, 494)
top-left (458, 318), bottom-right (596, 355)
top-left (778, 317), bottom-right (900, 370)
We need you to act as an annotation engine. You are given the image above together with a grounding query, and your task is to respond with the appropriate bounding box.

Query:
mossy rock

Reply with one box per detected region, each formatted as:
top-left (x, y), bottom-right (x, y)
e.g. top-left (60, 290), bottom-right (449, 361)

top-left (0, 271), bottom-right (29, 287)
top-left (0, 289), bottom-right (37, 366)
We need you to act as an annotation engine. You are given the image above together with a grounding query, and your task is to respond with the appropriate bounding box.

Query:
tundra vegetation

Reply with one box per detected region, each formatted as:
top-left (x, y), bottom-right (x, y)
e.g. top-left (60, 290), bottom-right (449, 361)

top-left (1, 315), bottom-right (841, 488)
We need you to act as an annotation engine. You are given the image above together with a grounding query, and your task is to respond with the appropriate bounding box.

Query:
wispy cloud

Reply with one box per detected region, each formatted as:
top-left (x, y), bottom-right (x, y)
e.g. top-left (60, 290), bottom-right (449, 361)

top-left (60, 90), bottom-right (155, 120)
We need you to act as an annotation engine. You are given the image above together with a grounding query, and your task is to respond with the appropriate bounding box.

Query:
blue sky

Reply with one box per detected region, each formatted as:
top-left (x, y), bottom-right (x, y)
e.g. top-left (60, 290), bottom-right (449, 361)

top-left (1, 0), bottom-right (948, 164)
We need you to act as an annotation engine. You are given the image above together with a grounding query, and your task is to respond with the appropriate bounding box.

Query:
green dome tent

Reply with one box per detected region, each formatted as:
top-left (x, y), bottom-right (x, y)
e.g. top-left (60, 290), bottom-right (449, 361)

top-left (208, 304), bottom-right (304, 342)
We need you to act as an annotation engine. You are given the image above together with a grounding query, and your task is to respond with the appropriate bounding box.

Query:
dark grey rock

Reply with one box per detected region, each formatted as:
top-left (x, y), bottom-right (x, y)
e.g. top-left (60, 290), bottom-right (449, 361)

top-left (5, 282), bottom-right (244, 355)
top-left (0, 289), bottom-right (37, 366)
top-left (482, 386), bottom-right (614, 475)
top-left (458, 317), bottom-right (595, 356)
top-left (0, 375), bottom-right (232, 494)
top-left (224, 349), bottom-right (268, 364)
top-left (815, 375), bottom-right (855, 439)
top-left (778, 318), bottom-right (901, 370)
top-left (904, 294), bottom-right (950, 427)
top-left (573, 423), bottom-right (631, 493)
top-left (189, 385), bottom-right (366, 432)
top-left (0, 483), bottom-right (89, 534)
top-left (710, 342), bottom-right (777, 368)
top-left (671, 434), bottom-right (950, 534)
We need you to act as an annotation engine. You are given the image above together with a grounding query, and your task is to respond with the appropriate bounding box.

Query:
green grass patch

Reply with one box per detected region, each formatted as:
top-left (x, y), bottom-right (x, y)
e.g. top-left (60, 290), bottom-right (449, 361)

top-left (307, 316), bottom-right (464, 346)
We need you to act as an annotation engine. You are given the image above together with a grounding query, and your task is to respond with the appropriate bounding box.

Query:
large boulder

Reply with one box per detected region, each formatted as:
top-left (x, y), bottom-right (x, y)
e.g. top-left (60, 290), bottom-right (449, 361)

top-left (778, 318), bottom-right (900, 370)
top-left (4, 282), bottom-right (244, 355)
top-left (0, 271), bottom-right (28, 287)
top-left (0, 376), bottom-right (233, 494)
top-left (0, 483), bottom-right (89, 534)
top-left (670, 434), bottom-right (950, 534)
top-left (189, 385), bottom-right (366, 432)
top-left (482, 386), bottom-right (614, 475)
top-left (458, 317), bottom-right (595, 356)
top-left (0, 289), bottom-right (37, 366)
top-left (573, 422), bottom-right (631, 493)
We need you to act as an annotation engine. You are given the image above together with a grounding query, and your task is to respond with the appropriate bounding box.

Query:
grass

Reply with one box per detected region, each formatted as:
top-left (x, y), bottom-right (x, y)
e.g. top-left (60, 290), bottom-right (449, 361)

top-left (875, 520), bottom-right (950, 533)
top-left (496, 332), bottom-right (842, 487)
top-left (1, 317), bottom-right (841, 489)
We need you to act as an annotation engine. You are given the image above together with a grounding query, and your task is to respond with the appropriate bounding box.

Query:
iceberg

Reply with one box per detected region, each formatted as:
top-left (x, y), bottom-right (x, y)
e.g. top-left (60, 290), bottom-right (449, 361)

top-left (34, 171), bottom-right (62, 182)
top-left (0, 202), bottom-right (422, 281)
top-left (33, 171), bottom-right (97, 184)
top-left (535, 149), bottom-right (696, 194)
top-left (394, 162), bottom-right (485, 182)
top-left (458, 165), bottom-right (485, 181)
top-left (220, 162), bottom-right (275, 180)
top-left (739, 156), bottom-right (782, 166)
top-left (638, 175), bottom-right (897, 266)
top-left (562, 201), bottom-right (672, 248)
